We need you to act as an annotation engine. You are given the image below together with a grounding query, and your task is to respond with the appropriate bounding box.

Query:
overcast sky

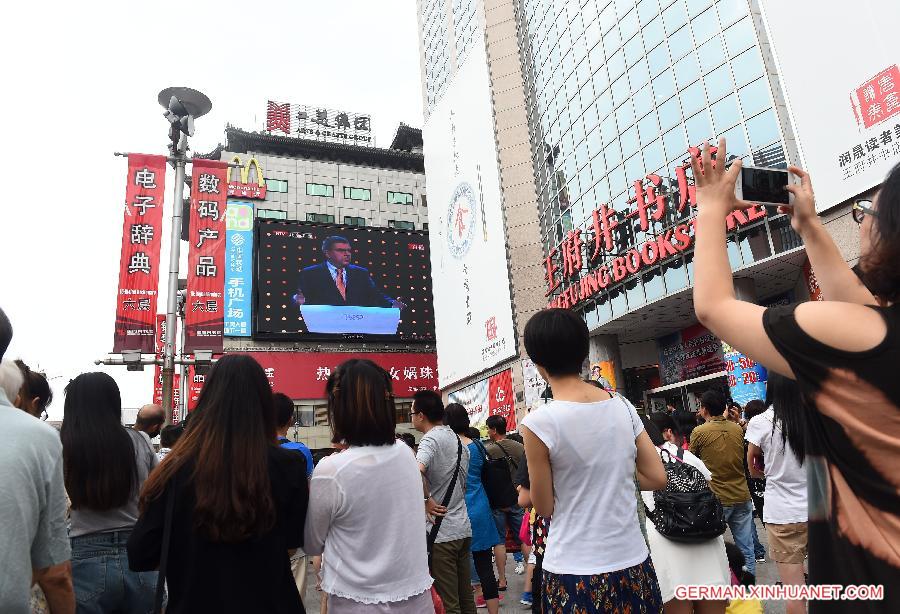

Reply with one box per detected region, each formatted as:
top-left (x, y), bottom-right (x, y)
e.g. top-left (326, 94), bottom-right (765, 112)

top-left (1, 0), bottom-right (424, 419)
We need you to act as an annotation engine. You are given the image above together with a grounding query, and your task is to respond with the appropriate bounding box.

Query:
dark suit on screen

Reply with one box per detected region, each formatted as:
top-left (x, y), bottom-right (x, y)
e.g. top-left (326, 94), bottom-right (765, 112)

top-left (297, 263), bottom-right (393, 307)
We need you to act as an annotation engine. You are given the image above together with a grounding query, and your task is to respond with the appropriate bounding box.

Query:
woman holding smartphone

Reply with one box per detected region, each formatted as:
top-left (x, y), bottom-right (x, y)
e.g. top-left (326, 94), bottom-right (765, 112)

top-left (691, 140), bottom-right (900, 612)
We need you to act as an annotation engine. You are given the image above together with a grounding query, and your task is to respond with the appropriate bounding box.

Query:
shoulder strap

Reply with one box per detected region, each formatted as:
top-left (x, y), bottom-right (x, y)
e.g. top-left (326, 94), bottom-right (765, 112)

top-left (495, 439), bottom-right (519, 469)
top-left (153, 474), bottom-right (177, 614)
top-left (427, 435), bottom-right (463, 550)
top-left (676, 446), bottom-right (685, 460)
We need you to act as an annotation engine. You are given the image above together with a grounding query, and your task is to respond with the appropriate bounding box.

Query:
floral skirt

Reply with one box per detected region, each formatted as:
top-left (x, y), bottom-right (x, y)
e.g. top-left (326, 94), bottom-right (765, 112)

top-left (542, 557), bottom-right (663, 613)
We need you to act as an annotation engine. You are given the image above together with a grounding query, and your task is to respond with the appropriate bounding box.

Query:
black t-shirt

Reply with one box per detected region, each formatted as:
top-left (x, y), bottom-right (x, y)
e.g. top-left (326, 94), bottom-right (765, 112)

top-left (764, 303), bottom-right (900, 613)
top-left (128, 445), bottom-right (308, 614)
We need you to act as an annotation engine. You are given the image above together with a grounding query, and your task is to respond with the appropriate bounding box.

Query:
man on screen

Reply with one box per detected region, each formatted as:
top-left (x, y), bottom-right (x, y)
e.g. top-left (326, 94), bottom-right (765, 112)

top-left (294, 236), bottom-right (406, 309)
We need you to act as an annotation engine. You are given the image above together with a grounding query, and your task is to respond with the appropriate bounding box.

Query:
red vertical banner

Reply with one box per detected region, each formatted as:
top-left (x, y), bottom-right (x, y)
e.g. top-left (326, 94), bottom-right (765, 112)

top-left (185, 160), bottom-right (228, 352)
top-left (186, 362), bottom-right (205, 411)
top-left (488, 369), bottom-right (516, 432)
top-left (113, 154), bottom-right (167, 352)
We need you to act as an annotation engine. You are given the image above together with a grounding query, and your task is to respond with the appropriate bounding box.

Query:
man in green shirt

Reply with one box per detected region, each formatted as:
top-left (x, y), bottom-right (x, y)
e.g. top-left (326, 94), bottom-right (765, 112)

top-left (690, 389), bottom-right (757, 579)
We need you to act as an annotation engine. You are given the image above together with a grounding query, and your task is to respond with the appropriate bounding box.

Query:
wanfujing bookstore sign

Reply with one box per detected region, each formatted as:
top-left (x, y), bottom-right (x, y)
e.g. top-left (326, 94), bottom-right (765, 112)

top-left (544, 145), bottom-right (770, 310)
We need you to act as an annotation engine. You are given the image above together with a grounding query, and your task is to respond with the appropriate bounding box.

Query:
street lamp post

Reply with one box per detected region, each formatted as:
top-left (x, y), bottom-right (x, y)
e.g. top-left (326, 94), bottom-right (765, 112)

top-left (157, 87), bottom-right (212, 426)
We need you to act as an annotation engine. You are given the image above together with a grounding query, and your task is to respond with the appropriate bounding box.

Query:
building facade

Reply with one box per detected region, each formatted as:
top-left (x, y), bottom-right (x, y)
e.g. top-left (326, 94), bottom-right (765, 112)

top-left (198, 124), bottom-right (436, 449)
top-left (512, 0), bottom-right (895, 411)
top-left (417, 0), bottom-right (548, 427)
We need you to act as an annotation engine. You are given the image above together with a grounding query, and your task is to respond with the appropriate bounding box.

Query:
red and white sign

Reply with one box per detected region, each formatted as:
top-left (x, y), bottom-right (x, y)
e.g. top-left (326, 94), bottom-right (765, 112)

top-left (113, 154), bottom-right (167, 353)
top-left (152, 367), bottom-right (181, 423)
top-left (448, 369), bottom-right (516, 433)
top-left (803, 259), bottom-right (824, 302)
top-left (186, 364), bottom-right (204, 411)
top-left (244, 352), bottom-right (438, 399)
top-left (227, 156), bottom-right (267, 200)
top-left (185, 159), bottom-right (229, 352)
top-left (852, 65), bottom-right (900, 129)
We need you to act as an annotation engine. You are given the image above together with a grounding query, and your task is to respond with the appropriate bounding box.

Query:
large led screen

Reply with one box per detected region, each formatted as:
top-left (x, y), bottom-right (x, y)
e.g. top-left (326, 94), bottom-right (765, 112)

top-left (255, 220), bottom-right (435, 341)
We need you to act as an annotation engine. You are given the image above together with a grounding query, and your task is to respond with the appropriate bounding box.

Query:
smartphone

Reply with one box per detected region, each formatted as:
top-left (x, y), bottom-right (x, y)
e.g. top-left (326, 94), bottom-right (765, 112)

top-left (735, 166), bottom-right (791, 207)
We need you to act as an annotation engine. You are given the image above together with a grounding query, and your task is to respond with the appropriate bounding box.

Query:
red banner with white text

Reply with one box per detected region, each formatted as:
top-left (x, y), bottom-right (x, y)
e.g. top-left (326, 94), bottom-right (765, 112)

top-left (152, 367), bottom-right (181, 423)
top-left (113, 154), bottom-right (167, 352)
top-left (488, 369), bottom-right (516, 432)
top-left (185, 160), bottom-right (229, 352)
top-left (244, 352), bottom-right (438, 399)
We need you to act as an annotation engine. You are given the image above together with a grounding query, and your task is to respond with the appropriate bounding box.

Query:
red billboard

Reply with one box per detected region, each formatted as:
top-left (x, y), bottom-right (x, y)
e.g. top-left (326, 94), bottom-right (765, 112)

top-left (185, 159), bottom-right (229, 352)
top-left (113, 154), bottom-right (167, 352)
top-left (244, 352), bottom-right (438, 399)
top-left (487, 369), bottom-right (516, 432)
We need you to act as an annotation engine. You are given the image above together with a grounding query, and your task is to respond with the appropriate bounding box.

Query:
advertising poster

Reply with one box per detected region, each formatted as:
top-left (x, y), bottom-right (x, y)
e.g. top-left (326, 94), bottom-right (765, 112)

top-left (423, 29), bottom-right (517, 388)
top-left (722, 342), bottom-right (768, 407)
top-left (759, 0), bottom-right (900, 210)
top-left (589, 361), bottom-right (617, 390)
top-left (255, 220), bottom-right (434, 341)
top-left (657, 323), bottom-right (725, 387)
top-left (521, 358), bottom-right (548, 411)
top-left (448, 369), bottom-right (516, 434)
top-left (224, 200), bottom-right (254, 337)
top-left (246, 352), bottom-right (438, 399)
top-left (185, 159), bottom-right (229, 352)
top-left (113, 154), bottom-right (167, 353)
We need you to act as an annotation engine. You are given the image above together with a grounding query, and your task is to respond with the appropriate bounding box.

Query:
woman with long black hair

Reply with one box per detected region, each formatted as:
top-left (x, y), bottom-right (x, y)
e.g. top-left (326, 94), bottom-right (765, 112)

top-left (128, 354), bottom-right (308, 614)
top-left (693, 139), bottom-right (900, 611)
top-left (62, 372), bottom-right (159, 612)
top-left (745, 373), bottom-right (807, 614)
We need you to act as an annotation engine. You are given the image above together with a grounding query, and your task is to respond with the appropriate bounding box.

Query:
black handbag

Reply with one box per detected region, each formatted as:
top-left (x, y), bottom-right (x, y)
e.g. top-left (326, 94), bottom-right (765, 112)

top-left (476, 440), bottom-right (518, 510)
top-left (647, 446), bottom-right (727, 543)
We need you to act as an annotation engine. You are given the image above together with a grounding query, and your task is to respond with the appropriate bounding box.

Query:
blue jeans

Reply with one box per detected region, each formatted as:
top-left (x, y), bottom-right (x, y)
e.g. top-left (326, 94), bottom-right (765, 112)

top-left (492, 506), bottom-right (525, 548)
top-left (71, 530), bottom-right (159, 614)
top-left (751, 517), bottom-right (766, 559)
top-left (722, 501), bottom-right (756, 577)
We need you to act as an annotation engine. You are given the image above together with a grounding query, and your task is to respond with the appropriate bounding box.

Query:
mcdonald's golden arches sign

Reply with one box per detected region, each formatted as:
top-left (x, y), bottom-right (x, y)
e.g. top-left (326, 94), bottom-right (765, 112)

top-left (227, 156), bottom-right (267, 200)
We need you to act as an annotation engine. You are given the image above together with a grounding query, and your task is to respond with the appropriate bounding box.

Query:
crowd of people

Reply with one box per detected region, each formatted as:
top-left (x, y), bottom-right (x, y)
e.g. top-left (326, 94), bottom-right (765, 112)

top-left (1, 154), bottom-right (898, 614)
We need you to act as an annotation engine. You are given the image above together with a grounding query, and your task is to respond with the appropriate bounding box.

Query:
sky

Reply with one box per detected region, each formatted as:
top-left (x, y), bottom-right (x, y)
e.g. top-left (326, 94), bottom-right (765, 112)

top-left (1, 0), bottom-right (424, 420)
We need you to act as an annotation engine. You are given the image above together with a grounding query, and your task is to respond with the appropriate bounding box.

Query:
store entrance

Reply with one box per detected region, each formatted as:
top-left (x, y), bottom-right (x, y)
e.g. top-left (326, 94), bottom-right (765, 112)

top-left (643, 372), bottom-right (728, 415)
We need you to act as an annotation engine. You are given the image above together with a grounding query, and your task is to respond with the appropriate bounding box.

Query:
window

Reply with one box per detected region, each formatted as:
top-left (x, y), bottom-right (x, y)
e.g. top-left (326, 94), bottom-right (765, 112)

top-left (343, 186), bottom-right (372, 201)
top-left (257, 208), bottom-right (287, 220)
top-left (423, 223), bottom-right (429, 231)
top-left (265, 178), bottom-right (288, 193)
top-left (421, 194), bottom-right (427, 208)
top-left (387, 191), bottom-right (414, 205)
top-left (343, 216), bottom-right (366, 227)
top-left (306, 183), bottom-right (334, 197)
top-left (388, 220), bottom-right (415, 230)
top-left (306, 213), bottom-right (335, 224)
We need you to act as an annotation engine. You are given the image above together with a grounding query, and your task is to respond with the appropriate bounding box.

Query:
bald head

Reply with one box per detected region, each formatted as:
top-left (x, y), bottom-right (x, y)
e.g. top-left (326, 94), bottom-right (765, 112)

top-left (134, 403), bottom-right (166, 437)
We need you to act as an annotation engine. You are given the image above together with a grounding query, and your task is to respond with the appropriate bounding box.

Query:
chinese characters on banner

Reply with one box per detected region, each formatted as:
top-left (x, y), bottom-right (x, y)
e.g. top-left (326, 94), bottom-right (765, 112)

top-left (852, 65), bottom-right (900, 129)
top-left (224, 201), bottom-right (254, 337)
top-left (722, 342), bottom-right (768, 407)
top-left (186, 363), bottom-right (204, 411)
top-left (244, 352), bottom-right (438, 398)
top-left (448, 369), bottom-right (516, 435)
top-left (152, 314), bottom-right (180, 422)
top-left (521, 358), bottom-right (547, 411)
top-left (265, 101), bottom-right (373, 146)
top-left (113, 154), bottom-right (167, 353)
top-left (657, 323), bottom-right (725, 387)
top-left (185, 160), bottom-right (229, 352)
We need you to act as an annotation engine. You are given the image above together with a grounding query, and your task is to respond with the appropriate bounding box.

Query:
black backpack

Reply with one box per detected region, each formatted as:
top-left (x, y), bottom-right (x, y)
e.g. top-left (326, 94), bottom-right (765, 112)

top-left (475, 440), bottom-right (518, 510)
top-left (647, 446), bottom-right (727, 543)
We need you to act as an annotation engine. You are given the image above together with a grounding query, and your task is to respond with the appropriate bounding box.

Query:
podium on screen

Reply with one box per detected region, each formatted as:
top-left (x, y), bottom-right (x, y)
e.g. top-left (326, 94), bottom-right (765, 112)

top-left (300, 305), bottom-right (402, 335)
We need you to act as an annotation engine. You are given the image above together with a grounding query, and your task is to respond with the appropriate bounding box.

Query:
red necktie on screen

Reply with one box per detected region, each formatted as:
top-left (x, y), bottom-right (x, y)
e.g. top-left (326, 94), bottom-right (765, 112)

top-left (336, 270), bottom-right (346, 301)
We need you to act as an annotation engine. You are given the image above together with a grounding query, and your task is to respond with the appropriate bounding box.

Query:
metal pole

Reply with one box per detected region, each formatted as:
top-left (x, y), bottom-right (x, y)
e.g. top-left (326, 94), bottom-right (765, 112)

top-left (161, 134), bottom-right (188, 426)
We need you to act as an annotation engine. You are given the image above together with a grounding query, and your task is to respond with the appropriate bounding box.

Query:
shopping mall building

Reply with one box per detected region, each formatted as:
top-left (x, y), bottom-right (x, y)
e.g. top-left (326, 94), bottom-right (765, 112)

top-left (418, 0), bottom-right (899, 417)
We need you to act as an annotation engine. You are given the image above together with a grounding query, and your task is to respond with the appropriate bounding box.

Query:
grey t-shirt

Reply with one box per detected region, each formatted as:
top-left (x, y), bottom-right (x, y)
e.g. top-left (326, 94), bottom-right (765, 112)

top-left (0, 393), bottom-right (70, 614)
top-left (69, 427), bottom-right (158, 537)
top-left (416, 425), bottom-right (471, 544)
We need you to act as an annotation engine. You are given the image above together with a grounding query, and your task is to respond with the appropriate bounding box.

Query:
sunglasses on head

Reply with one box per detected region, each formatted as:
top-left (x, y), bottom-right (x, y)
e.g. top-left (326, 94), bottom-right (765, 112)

top-left (852, 199), bottom-right (877, 224)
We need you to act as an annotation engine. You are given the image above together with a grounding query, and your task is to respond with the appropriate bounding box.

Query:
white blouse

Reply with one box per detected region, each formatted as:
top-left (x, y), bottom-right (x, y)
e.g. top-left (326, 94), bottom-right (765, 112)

top-left (303, 442), bottom-right (433, 604)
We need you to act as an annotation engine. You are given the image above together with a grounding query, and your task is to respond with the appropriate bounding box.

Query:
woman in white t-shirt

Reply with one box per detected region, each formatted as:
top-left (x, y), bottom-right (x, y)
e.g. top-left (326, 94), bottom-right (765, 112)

top-left (520, 309), bottom-right (667, 613)
top-left (745, 373), bottom-right (808, 614)
top-left (304, 359), bottom-right (434, 613)
top-left (647, 412), bottom-right (730, 613)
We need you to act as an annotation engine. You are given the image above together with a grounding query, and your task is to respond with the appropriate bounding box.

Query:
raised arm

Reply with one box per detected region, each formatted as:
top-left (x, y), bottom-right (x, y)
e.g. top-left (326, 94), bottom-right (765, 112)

top-left (691, 139), bottom-right (794, 377)
top-left (635, 431), bottom-right (666, 491)
top-left (783, 167), bottom-right (876, 305)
